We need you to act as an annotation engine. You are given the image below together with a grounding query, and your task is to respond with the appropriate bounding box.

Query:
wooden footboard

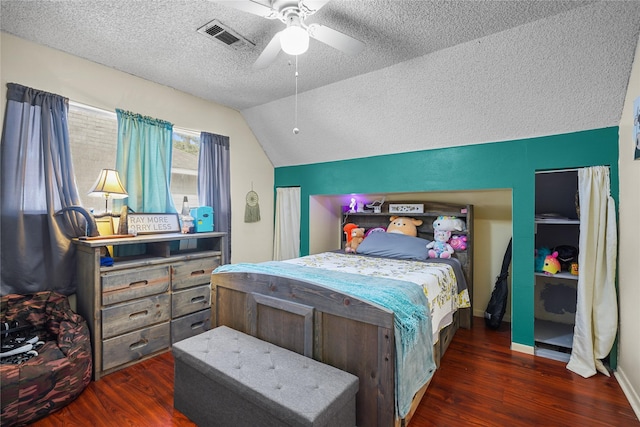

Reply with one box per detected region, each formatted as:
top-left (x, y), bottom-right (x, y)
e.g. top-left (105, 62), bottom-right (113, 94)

top-left (212, 271), bottom-right (396, 426)
top-left (211, 271), bottom-right (466, 427)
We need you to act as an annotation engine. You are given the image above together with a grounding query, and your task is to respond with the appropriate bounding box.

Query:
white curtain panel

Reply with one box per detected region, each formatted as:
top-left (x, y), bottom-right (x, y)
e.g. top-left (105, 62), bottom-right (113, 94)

top-left (273, 187), bottom-right (301, 261)
top-left (567, 166), bottom-right (618, 378)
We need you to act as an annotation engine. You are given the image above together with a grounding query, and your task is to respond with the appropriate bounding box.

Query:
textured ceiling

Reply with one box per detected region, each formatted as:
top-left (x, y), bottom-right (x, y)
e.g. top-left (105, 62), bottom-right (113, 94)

top-left (2, 1), bottom-right (639, 167)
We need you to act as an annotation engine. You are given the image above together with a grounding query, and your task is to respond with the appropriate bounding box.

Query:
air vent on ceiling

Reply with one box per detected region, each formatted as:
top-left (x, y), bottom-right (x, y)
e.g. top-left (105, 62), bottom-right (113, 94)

top-left (197, 19), bottom-right (254, 51)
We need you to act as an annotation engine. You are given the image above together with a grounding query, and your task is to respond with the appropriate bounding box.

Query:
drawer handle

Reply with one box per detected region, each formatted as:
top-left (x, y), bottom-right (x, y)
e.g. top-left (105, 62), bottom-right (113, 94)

top-left (129, 339), bottom-right (148, 351)
top-left (129, 280), bottom-right (148, 288)
top-left (129, 310), bottom-right (148, 320)
top-left (190, 296), bottom-right (206, 304)
top-left (190, 270), bottom-right (206, 276)
top-left (190, 321), bottom-right (205, 330)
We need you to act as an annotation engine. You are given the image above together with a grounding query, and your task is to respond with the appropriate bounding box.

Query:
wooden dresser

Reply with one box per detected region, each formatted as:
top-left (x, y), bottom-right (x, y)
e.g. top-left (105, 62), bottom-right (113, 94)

top-left (73, 232), bottom-right (226, 380)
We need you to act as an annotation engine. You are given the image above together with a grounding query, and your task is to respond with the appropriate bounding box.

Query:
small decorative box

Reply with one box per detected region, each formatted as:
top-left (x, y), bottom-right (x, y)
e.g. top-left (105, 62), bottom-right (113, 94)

top-left (190, 206), bottom-right (214, 232)
top-left (388, 203), bottom-right (424, 214)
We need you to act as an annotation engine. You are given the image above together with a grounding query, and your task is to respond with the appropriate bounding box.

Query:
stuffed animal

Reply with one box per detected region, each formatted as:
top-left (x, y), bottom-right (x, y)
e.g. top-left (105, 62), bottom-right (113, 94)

top-left (386, 216), bottom-right (423, 237)
top-left (343, 223), bottom-right (358, 244)
top-left (534, 247), bottom-right (551, 272)
top-left (427, 229), bottom-right (454, 259)
top-left (449, 235), bottom-right (467, 251)
top-left (552, 245), bottom-right (578, 271)
top-left (432, 215), bottom-right (465, 232)
top-left (542, 251), bottom-right (561, 275)
top-left (345, 227), bottom-right (365, 253)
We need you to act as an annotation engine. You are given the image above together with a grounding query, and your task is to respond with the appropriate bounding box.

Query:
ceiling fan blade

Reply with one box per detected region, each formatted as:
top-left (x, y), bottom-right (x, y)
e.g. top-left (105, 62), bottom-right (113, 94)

top-left (217, 0), bottom-right (279, 19)
top-left (307, 23), bottom-right (364, 56)
top-left (300, 0), bottom-right (331, 14)
top-left (253, 31), bottom-right (282, 69)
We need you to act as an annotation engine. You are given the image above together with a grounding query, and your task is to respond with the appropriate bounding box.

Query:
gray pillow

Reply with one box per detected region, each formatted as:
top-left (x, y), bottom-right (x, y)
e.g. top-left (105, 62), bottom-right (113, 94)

top-left (356, 232), bottom-right (431, 260)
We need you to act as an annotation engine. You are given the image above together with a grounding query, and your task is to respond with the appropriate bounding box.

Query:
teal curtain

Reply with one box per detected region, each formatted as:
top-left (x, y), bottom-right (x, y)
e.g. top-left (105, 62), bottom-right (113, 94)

top-left (114, 109), bottom-right (176, 214)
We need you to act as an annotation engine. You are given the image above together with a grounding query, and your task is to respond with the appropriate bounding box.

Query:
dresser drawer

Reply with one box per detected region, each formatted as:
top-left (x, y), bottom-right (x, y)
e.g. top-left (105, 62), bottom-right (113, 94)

top-left (102, 265), bottom-right (170, 305)
top-left (102, 294), bottom-right (171, 339)
top-left (171, 308), bottom-right (211, 344)
top-left (102, 322), bottom-right (170, 371)
top-left (172, 258), bottom-right (219, 291)
top-left (172, 284), bottom-right (211, 318)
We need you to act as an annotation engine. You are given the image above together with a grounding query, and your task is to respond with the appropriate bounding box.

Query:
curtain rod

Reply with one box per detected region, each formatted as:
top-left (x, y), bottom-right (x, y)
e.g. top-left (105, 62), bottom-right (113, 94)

top-left (69, 100), bottom-right (116, 118)
top-left (535, 168), bottom-right (579, 174)
top-left (69, 100), bottom-right (201, 137)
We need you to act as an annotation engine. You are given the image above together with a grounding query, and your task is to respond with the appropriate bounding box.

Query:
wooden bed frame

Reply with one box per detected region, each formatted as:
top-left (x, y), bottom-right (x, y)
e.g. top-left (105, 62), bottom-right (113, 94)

top-left (210, 202), bottom-right (473, 427)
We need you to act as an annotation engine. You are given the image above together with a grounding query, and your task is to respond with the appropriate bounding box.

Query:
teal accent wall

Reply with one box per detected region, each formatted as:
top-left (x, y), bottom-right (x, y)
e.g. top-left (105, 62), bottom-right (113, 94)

top-left (274, 127), bottom-right (619, 348)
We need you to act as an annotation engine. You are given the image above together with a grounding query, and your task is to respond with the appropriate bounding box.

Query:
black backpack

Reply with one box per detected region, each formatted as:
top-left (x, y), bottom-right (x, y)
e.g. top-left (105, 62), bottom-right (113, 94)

top-left (484, 238), bottom-right (512, 330)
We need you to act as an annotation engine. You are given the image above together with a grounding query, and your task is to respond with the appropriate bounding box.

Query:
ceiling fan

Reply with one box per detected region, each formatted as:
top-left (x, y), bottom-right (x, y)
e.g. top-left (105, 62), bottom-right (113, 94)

top-left (222, 0), bottom-right (365, 69)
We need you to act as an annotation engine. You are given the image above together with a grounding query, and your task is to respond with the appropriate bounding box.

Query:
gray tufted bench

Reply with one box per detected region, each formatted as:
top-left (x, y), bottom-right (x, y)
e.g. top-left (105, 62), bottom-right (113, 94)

top-left (173, 326), bottom-right (359, 427)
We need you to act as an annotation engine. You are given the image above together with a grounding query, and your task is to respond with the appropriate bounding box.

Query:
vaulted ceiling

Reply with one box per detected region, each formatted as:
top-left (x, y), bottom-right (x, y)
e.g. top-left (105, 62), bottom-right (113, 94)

top-left (2, 1), bottom-right (639, 167)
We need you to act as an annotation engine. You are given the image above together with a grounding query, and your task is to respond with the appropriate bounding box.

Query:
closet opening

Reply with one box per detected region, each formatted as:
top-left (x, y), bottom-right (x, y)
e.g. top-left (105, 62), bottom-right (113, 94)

top-left (534, 169), bottom-right (580, 362)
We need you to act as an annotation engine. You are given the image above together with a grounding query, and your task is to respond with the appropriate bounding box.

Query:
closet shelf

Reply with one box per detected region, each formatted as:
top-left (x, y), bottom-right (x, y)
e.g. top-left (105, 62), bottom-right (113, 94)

top-left (534, 318), bottom-right (574, 350)
top-left (534, 271), bottom-right (578, 281)
top-left (535, 218), bottom-right (579, 225)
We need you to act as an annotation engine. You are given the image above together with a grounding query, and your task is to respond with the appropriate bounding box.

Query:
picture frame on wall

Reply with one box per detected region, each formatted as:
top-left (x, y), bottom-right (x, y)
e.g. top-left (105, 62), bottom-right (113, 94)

top-left (634, 96), bottom-right (640, 160)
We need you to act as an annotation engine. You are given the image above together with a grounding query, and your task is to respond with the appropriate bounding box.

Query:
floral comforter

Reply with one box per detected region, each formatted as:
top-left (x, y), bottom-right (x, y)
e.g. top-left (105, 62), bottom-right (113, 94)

top-left (284, 251), bottom-right (470, 343)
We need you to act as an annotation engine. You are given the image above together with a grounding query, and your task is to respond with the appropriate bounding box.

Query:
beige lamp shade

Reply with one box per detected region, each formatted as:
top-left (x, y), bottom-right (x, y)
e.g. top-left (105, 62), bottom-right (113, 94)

top-left (88, 168), bottom-right (128, 212)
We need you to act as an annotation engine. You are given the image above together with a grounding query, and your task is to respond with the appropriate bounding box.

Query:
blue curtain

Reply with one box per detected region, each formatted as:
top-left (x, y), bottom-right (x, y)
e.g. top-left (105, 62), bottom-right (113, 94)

top-left (114, 109), bottom-right (176, 214)
top-left (1, 83), bottom-right (84, 295)
top-left (198, 132), bottom-right (231, 263)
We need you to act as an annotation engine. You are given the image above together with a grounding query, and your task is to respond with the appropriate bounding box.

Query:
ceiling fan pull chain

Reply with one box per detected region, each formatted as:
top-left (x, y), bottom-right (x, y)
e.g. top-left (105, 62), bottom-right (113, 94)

top-left (293, 55), bottom-right (300, 135)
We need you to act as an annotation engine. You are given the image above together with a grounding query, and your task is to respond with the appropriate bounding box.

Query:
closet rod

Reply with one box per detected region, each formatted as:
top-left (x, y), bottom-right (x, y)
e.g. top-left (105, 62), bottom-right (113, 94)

top-left (535, 168), bottom-right (580, 174)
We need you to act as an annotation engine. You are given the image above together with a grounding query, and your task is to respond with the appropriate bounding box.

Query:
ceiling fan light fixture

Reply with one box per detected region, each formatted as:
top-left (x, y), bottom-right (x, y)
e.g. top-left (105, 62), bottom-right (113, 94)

top-left (280, 24), bottom-right (309, 55)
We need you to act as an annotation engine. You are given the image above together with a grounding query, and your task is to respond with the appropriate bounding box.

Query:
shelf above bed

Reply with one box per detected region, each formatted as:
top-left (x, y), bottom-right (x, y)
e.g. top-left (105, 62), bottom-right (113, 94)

top-left (343, 201), bottom-right (470, 219)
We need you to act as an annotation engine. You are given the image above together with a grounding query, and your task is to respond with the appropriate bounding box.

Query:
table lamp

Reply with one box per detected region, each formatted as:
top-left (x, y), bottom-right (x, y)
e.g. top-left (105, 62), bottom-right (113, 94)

top-left (88, 168), bottom-right (128, 213)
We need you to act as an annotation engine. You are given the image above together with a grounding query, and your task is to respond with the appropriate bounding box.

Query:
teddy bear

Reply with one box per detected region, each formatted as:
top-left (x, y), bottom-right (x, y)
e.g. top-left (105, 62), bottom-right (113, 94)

top-left (343, 223), bottom-right (358, 244)
top-left (386, 216), bottom-right (423, 236)
top-left (427, 229), bottom-right (454, 258)
top-left (345, 227), bottom-right (365, 253)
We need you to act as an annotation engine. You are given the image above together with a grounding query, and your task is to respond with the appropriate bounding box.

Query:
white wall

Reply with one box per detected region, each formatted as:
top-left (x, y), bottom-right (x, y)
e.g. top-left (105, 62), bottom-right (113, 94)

top-left (616, 33), bottom-right (640, 420)
top-left (0, 32), bottom-right (275, 264)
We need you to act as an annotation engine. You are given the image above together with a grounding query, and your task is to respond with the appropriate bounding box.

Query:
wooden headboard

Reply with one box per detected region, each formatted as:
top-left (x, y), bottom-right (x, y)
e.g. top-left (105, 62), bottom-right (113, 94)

top-left (341, 201), bottom-right (474, 327)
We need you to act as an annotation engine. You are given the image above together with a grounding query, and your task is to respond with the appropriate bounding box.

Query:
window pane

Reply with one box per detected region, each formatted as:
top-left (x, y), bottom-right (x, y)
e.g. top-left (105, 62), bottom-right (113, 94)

top-left (171, 130), bottom-right (200, 209)
top-left (68, 103), bottom-right (118, 211)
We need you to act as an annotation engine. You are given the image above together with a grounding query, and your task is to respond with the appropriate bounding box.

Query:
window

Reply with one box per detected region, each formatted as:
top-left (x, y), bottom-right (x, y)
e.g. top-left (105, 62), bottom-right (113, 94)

top-left (170, 129), bottom-right (200, 209)
top-left (68, 102), bottom-right (199, 212)
top-left (68, 102), bottom-right (118, 209)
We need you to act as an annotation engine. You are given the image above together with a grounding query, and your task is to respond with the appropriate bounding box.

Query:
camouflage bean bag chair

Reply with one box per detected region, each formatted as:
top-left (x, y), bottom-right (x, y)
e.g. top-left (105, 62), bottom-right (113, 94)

top-left (1, 291), bottom-right (92, 426)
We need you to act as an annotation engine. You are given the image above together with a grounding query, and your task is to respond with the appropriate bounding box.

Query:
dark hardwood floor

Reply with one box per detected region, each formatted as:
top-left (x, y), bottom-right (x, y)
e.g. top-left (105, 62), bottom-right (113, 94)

top-left (32, 317), bottom-right (638, 426)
